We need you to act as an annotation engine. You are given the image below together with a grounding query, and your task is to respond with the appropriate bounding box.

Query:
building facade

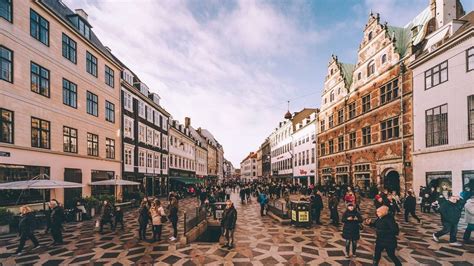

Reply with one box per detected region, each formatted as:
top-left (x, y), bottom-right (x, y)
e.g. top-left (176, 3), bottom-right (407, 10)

top-left (411, 6), bottom-right (473, 195)
top-left (0, 0), bottom-right (121, 207)
top-left (292, 111), bottom-right (318, 186)
top-left (240, 152), bottom-right (257, 181)
top-left (261, 139), bottom-right (271, 179)
top-left (270, 120), bottom-right (293, 182)
top-left (186, 117), bottom-right (208, 180)
top-left (317, 8), bottom-right (433, 194)
top-left (120, 66), bottom-right (170, 198)
top-left (169, 120), bottom-right (196, 188)
top-left (256, 147), bottom-right (263, 178)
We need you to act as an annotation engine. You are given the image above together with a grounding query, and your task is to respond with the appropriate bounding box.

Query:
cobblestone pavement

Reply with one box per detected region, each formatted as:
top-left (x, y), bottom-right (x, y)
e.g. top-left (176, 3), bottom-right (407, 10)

top-left (0, 193), bottom-right (473, 265)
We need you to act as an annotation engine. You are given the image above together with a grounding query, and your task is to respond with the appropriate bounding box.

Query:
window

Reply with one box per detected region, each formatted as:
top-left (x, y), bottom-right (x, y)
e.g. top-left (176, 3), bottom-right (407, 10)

top-left (105, 101), bottom-right (115, 123)
top-left (380, 79), bottom-right (399, 105)
top-left (30, 9), bottom-right (49, 46)
top-left (62, 34), bottom-right (77, 63)
top-left (338, 109), bottom-right (344, 124)
top-left (138, 124), bottom-right (145, 142)
top-left (0, 0), bottom-right (12, 22)
top-left (162, 155), bottom-right (167, 171)
top-left (105, 65), bottom-right (114, 88)
top-left (154, 131), bottom-right (160, 147)
top-left (330, 91), bottom-right (335, 102)
top-left (68, 15), bottom-right (90, 39)
top-left (467, 48), bottom-right (474, 72)
top-left (146, 153), bottom-right (153, 168)
top-left (139, 150), bottom-right (145, 167)
top-left (86, 91), bottom-right (98, 116)
top-left (311, 148), bottom-right (315, 163)
top-left (381, 54), bottom-right (387, 64)
top-left (124, 116), bottom-right (134, 139)
top-left (348, 102), bottom-right (356, 119)
top-left (329, 115), bottom-right (334, 128)
top-left (349, 132), bottom-right (356, 149)
top-left (30, 62), bottom-right (50, 97)
top-left (368, 31), bottom-right (373, 40)
top-left (426, 104), bottom-right (448, 147)
top-left (31, 117), bottom-right (50, 149)
top-left (367, 60), bottom-right (375, 76)
top-left (469, 95), bottom-right (474, 140)
top-left (329, 139), bottom-right (334, 154)
top-left (86, 52), bottom-right (97, 77)
top-left (320, 143), bottom-right (326, 156)
top-left (0, 46), bottom-right (13, 83)
top-left (106, 138), bottom-right (115, 159)
top-left (362, 126), bottom-right (371, 145)
top-left (87, 133), bottom-right (99, 156)
top-left (381, 117), bottom-right (400, 142)
top-left (362, 94), bottom-right (371, 113)
top-left (146, 128), bottom-right (153, 144)
top-left (357, 72), bottom-right (361, 80)
top-left (320, 120), bottom-right (325, 132)
top-left (0, 108), bottom-right (13, 143)
top-left (62, 79), bottom-right (77, 108)
top-left (147, 106), bottom-right (153, 122)
top-left (425, 60), bottom-right (448, 89)
top-left (154, 153), bottom-right (160, 169)
top-left (338, 135), bottom-right (344, 151)
top-left (124, 91), bottom-right (133, 111)
top-left (63, 126), bottom-right (77, 153)
top-left (124, 146), bottom-right (132, 165)
top-left (138, 101), bottom-right (145, 118)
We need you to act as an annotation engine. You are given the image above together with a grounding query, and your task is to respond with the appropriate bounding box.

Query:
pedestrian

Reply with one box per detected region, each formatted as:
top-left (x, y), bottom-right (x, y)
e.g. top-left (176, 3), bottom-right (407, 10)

top-left (14, 206), bottom-right (40, 255)
top-left (374, 194), bottom-right (384, 210)
top-left (114, 206), bottom-right (124, 230)
top-left (225, 186), bottom-right (232, 200)
top-left (365, 206), bottom-right (402, 266)
top-left (168, 197), bottom-right (179, 241)
top-left (239, 188), bottom-right (246, 204)
top-left (221, 199), bottom-right (237, 250)
top-left (421, 193), bottom-right (431, 213)
top-left (150, 200), bottom-right (166, 242)
top-left (99, 200), bottom-right (114, 233)
top-left (329, 193), bottom-right (340, 226)
top-left (463, 194), bottom-right (474, 244)
top-left (312, 190), bottom-right (324, 225)
top-left (44, 205), bottom-right (51, 234)
top-left (257, 191), bottom-right (268, 216)
top-left (433, 195), bottom-right (465, 246)
top-left (138, 201), bottom-right (151, 240)
top-left (341, 203), bottom-right (362, 258)
top-left (49, 200), bottom-right (64, 245)
top-left (403, 190), bottom-right (421, 223)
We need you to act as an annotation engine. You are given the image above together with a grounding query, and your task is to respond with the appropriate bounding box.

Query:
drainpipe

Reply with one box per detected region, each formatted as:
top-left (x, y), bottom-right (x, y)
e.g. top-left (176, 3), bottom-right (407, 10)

top-left (400, 62), bottom-right (407, 196)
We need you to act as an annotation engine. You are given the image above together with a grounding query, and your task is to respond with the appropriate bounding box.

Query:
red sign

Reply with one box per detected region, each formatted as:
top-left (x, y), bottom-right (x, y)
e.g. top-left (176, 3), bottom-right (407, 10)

top-left (299, 169), bottom-right (307, 175)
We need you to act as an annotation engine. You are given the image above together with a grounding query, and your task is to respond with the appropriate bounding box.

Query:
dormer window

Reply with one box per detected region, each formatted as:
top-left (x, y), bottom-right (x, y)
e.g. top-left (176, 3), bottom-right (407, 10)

top-left (68, 15), bottom-right (91, 40)
top-left (368, 31), bottom-right (373, 41)
top-left (367, 60), bottom-right (375, 77)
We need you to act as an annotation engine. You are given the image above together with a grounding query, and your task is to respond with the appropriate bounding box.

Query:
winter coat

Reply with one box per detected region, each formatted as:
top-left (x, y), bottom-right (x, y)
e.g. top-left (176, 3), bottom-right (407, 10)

top-left (221, 206), bottom-right (237, 230)
top-left (101, 204), bottom-right (113, 221)
top-left (150, 206), bottom-right (165, 225)
top-left (258, 193), bottom-right (268, 206)
top-left (18, 213), bottom-right (35, 236)
top-left (50, 206), bottom-right (64, 228)
top-left (313, 194), bottom-right (324, 210)
top-left (341, 210), bottom-right (362, 240)
top-left (403, 195), bottom-right (417, 211)
top-left (465, 199), bottom-right (474, 224)
top-left (169, 205), bottom-right (179, 223)
top-left (370, 214), bottom-right (399, 248)
top-left (138, 206), bottom-right (151, 225)
top-left (438, 198), bottom-right (464, 224)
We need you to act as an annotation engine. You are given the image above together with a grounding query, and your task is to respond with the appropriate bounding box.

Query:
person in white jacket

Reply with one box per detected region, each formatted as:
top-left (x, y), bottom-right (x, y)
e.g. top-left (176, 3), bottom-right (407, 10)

top-left (463, 195), bottom-right (474, 244)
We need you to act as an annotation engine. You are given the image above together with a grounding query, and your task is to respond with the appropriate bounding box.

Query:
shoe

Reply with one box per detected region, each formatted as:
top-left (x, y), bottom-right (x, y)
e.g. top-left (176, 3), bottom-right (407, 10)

top-left (227, 245), bottom-right (234, 250)
top-left (14, 252), bottom-right (23, 256)
top-left (170, 237), bottom-right (177, 241)
top-left (32, 245), bottom-right (41, 250)
top-left (169, 236), bottom-right (173, 240)
top-left (345, 254), bottom-right (350, 258)
top-left (449, 242), bottom-right (462, 247)
top-left (433, 233), bottom-right (439, 242)
top-left (352, 254), bottom-right (357, 258)
top-left (222, 244), bottom-right (229, 248)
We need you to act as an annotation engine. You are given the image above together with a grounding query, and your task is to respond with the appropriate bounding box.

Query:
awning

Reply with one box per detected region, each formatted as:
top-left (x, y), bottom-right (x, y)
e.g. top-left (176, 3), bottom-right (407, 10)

top-left (425, 25), bottom-right (450, 52)
top-left (90, 179), bottom-right (140, 186)
top-left (0, 179), bottom-right (84, 190)
top-left (169, 177), bottom-right (204, 185)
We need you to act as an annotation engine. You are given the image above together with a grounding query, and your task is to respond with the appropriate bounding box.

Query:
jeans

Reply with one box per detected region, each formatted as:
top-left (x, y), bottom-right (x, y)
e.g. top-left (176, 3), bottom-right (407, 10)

top-left (404, 209), bottom-right (420, 223)
top-left (345, 239), bottom-right (357, 255)
top-left (224, 228), bottom-right (235, 246)
top-left (138, 223), bottom-right (147, 240)
top-left (51, 226), bottom-right (63, 244)
top-left (115, 220), bottom-right (124, 230)
top-left (172, 220), bottom-right (178, 238)
top-left (260, 204), bottom-right (265, 216)
top-left (435, 222), bottom-right (458, 243)
top-left (463, 223), bottom-right (474, 241)
top-left (373, 244), bottom-right (402, 266)
top-left (100, 219), bottom-right (114, 232)
top-left (152, 224), bottom-right (162, 241)
top-left (16, 233), bottom-right (39, 253)
top-left (313, 209), bottom-right (321, 224)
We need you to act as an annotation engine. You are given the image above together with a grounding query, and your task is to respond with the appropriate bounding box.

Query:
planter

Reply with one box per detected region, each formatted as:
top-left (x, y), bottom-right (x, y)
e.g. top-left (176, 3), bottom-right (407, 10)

top-left (0, 224), bottom-right (10, 235)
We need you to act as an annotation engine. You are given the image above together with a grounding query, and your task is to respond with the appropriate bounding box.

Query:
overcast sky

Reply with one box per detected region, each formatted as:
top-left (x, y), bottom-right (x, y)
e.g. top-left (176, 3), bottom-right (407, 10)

top-left (65, 0), bottom-right (473, 167)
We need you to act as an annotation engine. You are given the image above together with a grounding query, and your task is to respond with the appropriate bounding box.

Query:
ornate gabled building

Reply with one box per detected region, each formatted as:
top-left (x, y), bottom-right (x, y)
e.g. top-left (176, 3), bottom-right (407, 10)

top-left (317, 8), bottom-right (433, 194)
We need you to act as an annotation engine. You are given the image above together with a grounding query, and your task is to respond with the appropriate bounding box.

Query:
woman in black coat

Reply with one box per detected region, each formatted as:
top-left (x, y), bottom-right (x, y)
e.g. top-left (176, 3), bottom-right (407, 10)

top-left (15, 206), bottom-right (40, 255)
top-left (168, 197), bottom-right (179, 241)
top-left (342, 203), bottom-right (362, 258)
top-left (137, 201), bottom-right (151, 240)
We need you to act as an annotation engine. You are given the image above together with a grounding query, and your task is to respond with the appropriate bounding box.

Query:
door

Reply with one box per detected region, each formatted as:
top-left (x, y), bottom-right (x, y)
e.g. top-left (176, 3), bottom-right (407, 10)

top-left (384, 170), bottom-right (400, 194)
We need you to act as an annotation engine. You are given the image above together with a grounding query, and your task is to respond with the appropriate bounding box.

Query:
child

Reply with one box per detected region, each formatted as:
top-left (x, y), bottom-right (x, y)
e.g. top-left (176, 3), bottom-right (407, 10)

top-left (114, 206), bottom-right (124, 230)
top-left (342, 203), bottom-right (362, 258)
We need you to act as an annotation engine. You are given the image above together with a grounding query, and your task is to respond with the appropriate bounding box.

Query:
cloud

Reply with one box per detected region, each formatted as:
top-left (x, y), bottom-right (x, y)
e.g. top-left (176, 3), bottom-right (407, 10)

top-left (63, 0), bottom-right (320, 166)
top-left (363, 0), bottom-right (428, 26)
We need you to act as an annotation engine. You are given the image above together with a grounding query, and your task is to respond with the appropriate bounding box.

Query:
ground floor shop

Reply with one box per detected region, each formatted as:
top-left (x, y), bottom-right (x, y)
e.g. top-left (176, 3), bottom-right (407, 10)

top-left (122, 172), bottom-right (168, 199)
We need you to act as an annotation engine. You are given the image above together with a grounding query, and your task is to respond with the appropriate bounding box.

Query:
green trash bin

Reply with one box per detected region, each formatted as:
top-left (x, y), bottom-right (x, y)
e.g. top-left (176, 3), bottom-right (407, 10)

top-left (290, 200), bottom-right (311, 228)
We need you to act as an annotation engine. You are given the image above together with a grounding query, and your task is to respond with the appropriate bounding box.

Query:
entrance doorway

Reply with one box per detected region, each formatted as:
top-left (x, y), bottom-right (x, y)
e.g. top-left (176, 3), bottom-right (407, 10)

top-left (384, 170), bottom-right (400, 194)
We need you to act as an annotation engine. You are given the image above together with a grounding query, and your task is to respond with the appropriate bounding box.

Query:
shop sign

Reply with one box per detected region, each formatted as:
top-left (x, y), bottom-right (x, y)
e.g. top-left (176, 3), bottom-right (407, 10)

top-left (298, 211), bottom-right (309, 222)
top-left (0, 151), bottom-right (10, 157)
top-left (291, 210), bottom-right (297, 221)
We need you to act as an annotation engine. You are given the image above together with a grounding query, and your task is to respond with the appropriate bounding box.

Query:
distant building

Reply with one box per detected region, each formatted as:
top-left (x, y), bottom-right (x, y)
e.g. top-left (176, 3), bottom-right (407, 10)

top-left (240, 152), bottom-right (257, 181)
top-left (292, 110), bottom-right (319, 186)
top-left (169, 119), bottom-right (196, 190)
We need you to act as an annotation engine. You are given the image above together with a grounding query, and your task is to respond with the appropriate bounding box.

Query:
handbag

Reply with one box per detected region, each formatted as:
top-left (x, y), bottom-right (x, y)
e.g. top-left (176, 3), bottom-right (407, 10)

top-left (160, 216), bottom-right (168, 223)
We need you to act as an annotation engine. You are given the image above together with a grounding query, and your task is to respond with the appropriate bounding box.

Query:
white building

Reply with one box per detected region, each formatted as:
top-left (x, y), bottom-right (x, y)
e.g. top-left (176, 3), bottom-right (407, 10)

top-left (270, 120), bottom-right (294, 182)
top-left (292, 111), bottom-right (319, 186)
top-left (168, 119), bottom-right (196, 188)
top-left (186, 117), bottom-right (208, 179)
top-left (411, 6), bottom-right (474, 196)
top-left (240, 152), bottom-right (257, 181)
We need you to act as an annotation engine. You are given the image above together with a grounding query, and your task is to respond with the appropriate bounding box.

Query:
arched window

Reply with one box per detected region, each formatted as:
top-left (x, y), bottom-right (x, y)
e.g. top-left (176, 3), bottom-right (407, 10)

top-left (368, 31), bottom-right (373, 41)
top-left (382, 54), bottom-right (387, 64)
top-left (367, 60), bottom-right (375, 77)
top-left (330, 91), bottom-right (335, 102)
top-left (330, 69), bottom-right (334, 75)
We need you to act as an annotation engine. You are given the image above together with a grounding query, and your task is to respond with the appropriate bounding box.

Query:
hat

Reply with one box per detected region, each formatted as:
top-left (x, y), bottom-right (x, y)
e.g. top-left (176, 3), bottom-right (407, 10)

top-left (375, 194), bottom-right (382, 200)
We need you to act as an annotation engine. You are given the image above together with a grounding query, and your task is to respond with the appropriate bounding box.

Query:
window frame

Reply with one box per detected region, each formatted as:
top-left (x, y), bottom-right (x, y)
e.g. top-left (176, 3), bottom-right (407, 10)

top-left (362, 93), bottom-right (371, 113)
top-left (63, 126), bottom-right (78, 153)
top-left (425, 104), bottom-right (449, 147)
top-left (62, 33), bottom-right (77, 64)
top-left (380, 79), bottom-right (399, 105)
top-left (425, 60), bottom-right (448, 90)
top-left (467, 47), bottom-right (474, 72)
top-left (105, 100), bottom-right (115, 123)
top-left (0, 108), bottom-right (14, 144)
top-left (469, 95), bottom-right (474, 141)
top-left (86, 51), bottom-right (98, 77)
top-left (0, 45), bottom-right (13, 83)
top-left (381, 116), bottom-right (400, 142)
top-left (338, 135), bottom-right (344, 152)
top-left (30, 9), bottom-right (49, 46)
top-left (105, 138), bottom-right (115, 159)
top-left (87, 132), bottom-right (99, 157)
top-left (349, 132), bottom-right (356, 149)
top-left (337, 109), bottom-right (344, 124)
top-left (86, 91), bottom-right (98, 117)
top-left (62, 78), bottom-right (77, 108)
top-left (367, 60), bottom-right (375, 77)
top-left (0, 0), bottom-right (12, 22)
top-left (30, 61), bottom-right (50, 98)
top-left (348, 102), bottom-right (356, 119)
top-left (362, 126), bottom-right (371, 145)
top-left (105, 65), bottom-right (114, 88)
top-left (31, 117), bottom-right (50, 149)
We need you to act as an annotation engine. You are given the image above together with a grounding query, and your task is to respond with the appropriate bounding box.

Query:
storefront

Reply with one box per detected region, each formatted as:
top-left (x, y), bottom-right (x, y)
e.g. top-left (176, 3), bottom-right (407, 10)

top-left (426, 171), bottom-right (452, 198)
top-left (91, 170), bottom-right (114, 198)
top-left (321, 168), bottom-right (333, 185)
top-left (64, 168), bottom-right (82, 209)
top-left (463, 170), bottom-right (474, 190)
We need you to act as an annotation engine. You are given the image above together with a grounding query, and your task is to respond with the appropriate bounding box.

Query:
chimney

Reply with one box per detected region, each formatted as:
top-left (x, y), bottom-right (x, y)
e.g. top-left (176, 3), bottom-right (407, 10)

top-left (435, 0), bottom-right (464, 28)
top-left (185, 117), bottom-right (191, 128)
top-left (75, 9), bottom-right (88, 21)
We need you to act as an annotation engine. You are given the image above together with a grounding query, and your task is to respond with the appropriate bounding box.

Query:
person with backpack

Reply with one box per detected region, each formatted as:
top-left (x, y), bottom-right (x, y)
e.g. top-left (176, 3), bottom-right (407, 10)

top-left (365, 205), bottom-right (402, 266)
top-left (14, 206), bottom-right (40, 255)
top-left (341, 203), bottom-right (362, 258)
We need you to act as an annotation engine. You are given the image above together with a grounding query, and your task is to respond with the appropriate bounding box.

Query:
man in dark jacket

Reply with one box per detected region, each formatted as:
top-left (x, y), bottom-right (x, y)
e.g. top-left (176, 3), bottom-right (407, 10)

top-left (15, 206), bottom-right (40, 255)
top-left (328, 193), bottom-right (339, 226)
top-left (49, 200), bottom-right (64, 245)
top-left (404, 190), bottom-right (421, 223)
top-left (366, 205), bottom-right (402, 266)
top-left (433, 195), bottom-right (465, 246)
top-left (221, 200), bottom-right (237, 249)
top-left (138, 201), bottom-right (152, 240)
top-left (99, 201), bottom-right (114, 233)
top-left (312, 191), bottom-right (324, 225)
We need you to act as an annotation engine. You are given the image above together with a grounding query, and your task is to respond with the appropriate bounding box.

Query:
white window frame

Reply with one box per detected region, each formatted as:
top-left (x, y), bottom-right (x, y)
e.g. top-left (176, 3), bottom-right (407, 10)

top-left (124, 91), bottom-right (133, 111)
top-left (138, 101), bottom-right (145, 118)
top-left (138, 123), bottom-right (146, 143)
top-left (124, 116), bottom-right (134, 139)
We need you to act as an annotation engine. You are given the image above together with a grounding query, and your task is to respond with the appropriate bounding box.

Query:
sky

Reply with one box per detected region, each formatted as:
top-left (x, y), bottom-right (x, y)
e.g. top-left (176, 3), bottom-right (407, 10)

top-left (64, 0), bottom-right (473, 167)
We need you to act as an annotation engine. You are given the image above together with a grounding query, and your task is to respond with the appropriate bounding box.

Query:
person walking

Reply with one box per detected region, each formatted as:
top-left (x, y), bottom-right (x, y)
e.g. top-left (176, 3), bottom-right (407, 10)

top-left (329, 193), bottom-right (340, 226)
top-left (49, 200), bottom-right (64, 246)
top-left (257, 191), bottom-right (268, 216)
top-left (168, 197), bottom-right (179, 241)
top-left (463, 194), bottom-right (474, 244)
top-left (433, 195), bottom-right (465, 246)
top-left (114, 206), bottom-right (124, 230)
top-left (99, 200), bottom-right (115, 233)
top-left (311, 191), bottom-right (324, 225)
top-left (403, 190), bottom-right (421, 223)
top-left (221, 200), bottom-right (237, 250)
top-left (150, 200), bottom-right (166, 242)
top-left (138, 201), bottom-right (151, 240)
top-left (14, 206), bottom-right (40, 255)
top-left (365, 206), bottom-right (402, 266)
top-left (341, 203), bottom-right (362, 258)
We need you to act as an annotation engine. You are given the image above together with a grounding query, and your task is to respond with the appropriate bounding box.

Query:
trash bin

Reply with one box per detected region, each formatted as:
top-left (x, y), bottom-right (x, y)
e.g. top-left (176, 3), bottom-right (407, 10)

top-left (290, 200), bottom-right (311, 228)
top-left (213, 202), bottom-right (227, 220)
